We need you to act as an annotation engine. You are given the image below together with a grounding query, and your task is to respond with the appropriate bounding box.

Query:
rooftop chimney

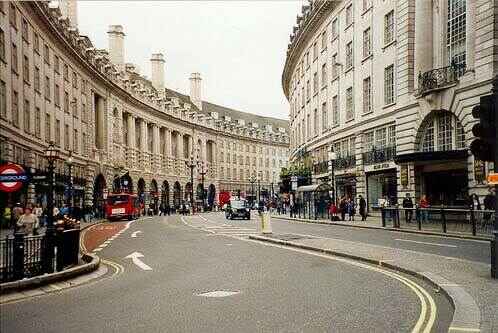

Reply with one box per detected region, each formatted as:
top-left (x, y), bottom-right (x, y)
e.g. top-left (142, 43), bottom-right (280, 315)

top-left (59, 0), bottom-right (78, 28)
top-left (189, 72), bottom-right (202, 111)
top-left (150, 53), bottom-right (165, 92)
top-left (108, 25), bottom-right (125, 71)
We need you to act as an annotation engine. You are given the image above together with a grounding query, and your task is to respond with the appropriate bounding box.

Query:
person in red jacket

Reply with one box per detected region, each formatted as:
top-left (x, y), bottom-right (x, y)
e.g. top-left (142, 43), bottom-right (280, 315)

top-left (419, 195), bottom-right (429, 223)
top-left (329, 201), bottom-right (338, 221)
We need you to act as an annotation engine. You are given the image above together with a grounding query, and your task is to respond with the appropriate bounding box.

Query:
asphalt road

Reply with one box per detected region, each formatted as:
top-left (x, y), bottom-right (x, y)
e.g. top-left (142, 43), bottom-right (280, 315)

top-left (1, 214), bottom-right (452, 332)
top-left (210, 212), bottom-right (490, 263)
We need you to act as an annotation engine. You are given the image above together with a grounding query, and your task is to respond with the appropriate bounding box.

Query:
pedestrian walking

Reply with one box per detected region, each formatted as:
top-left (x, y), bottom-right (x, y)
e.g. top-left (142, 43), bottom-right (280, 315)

top-left (483, 188), bottom-right (495, 227)
top-left (159, 202), bottom-right (165, 216)
top-left (358, 195), bottom-right (367, 221)
top-left (339, 196), bottom-right (346, 221)
top-left (33, 203), bottom-right (44, 227)
top-left (402, 193), bottom-right (414, 223)
top-left (419, 195), bottom-right (429, 223)
top-left (12, 203), bottom-right (24, 231)
top-left (345, 198), bottom-right (355, 221)
top-left (328, 201), bottom-right (338, 221)
top-left (16, 207), bottom-right (39, 236)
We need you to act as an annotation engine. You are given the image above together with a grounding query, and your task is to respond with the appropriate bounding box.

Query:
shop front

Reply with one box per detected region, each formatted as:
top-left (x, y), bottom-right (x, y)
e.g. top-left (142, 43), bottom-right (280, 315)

top-left (334, 172), bottom-right (356, 202)
top-left (365, 162), bottom-right (397, 212)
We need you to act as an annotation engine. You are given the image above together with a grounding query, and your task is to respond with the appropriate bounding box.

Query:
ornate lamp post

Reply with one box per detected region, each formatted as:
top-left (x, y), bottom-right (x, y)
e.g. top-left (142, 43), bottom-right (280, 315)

top-left (197, 161), bottom-right (207, 210)
top-left (249, 175), bottom-right (256, 207)
top-left (328, 146), bottom-right (337, 205)
top-left (44, 142), bottom-right (60, 273)
top-left (185, 155), bottom-right (196, 213)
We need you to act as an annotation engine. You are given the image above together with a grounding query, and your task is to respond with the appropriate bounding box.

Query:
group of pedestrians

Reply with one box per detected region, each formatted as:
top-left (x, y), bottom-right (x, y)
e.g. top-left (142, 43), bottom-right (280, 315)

top-left (328, 195), bottom-right (368, 222)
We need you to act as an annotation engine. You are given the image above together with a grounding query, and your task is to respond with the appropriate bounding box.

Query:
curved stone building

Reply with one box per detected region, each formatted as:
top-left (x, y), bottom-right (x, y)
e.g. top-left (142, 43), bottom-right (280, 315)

top-left (0, 1), bottom-right (289, 212)
top-left (283, 0), bottom-right (496, 211)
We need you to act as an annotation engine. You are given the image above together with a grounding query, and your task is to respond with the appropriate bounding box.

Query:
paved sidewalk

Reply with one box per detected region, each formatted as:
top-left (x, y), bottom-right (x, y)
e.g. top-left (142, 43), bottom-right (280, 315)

top-left (249, 233), bottom-right (498, 333)
top-left (0, 218), bottom-right (105, 239)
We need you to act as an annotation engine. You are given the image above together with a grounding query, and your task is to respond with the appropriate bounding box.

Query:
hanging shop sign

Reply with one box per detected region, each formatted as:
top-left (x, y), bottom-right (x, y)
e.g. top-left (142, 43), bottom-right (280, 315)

top-left (400, 165), bottom-right (409, 187)
top-left (474, 159), bottom-right (486, 184)
top-left (0, 163), bottom-right (28, 193)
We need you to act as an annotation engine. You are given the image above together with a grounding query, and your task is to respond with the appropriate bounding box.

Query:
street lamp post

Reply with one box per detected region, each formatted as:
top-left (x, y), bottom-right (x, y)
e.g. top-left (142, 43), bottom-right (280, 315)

top-left (249, 175), bottom-right (256, 207)
top-left (44, 142), bottom-right (60, 273)
top-left (257, 172), bottom-right (261, 204)
top-left (198, 161), bottom-right (207, 210)
top-left (66, 151), bottom-right (73, 217)
top-left (328, 147), bottom-right (337, 206)
top-left (185, 155), bottom-right (196, 213)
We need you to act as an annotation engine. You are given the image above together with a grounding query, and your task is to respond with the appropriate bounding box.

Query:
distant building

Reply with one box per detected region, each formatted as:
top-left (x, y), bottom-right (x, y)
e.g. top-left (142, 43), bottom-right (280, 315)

top-left (0, 1), bottom-right (289, 210)
top-left (282, 0), bottom-right (494, 211)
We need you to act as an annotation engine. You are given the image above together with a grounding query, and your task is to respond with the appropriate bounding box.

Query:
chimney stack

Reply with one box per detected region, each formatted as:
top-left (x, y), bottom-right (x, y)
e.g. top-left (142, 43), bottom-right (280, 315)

top-left (189, 72), bottom-right (202, 111)
top-left (59, 0), bottom-right (78, 28)
top-left (108, 25), bottom-right (125, 71)
top-left (150, 53), bottom-right (165, 92)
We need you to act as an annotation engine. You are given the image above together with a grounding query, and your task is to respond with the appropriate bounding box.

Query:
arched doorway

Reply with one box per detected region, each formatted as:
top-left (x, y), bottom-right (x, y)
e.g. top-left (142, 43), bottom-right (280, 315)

top-left (173, 181), bottom-right (182, 208)
top-left (121, 173), bottom-right (133, 193)
top-left (150, 179), bottom-right (159, 214)
top-left (161, 181), bottom-right (170, 206)
top-left (112, 175), bottom-right (120, 193)
top-left (184, 182), bottom-right (192, 203)
top-left (207, 184), bottom-right (216, 210)
top-left (93, 174), bottom-right (107, 218)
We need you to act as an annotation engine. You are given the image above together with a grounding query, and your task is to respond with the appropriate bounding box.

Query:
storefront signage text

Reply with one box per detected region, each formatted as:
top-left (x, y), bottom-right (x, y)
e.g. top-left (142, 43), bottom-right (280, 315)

top-left (400, 165), bottom-right (408, 187)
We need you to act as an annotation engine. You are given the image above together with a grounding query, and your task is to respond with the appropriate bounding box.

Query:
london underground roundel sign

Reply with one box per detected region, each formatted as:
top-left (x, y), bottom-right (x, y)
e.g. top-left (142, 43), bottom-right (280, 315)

top-left (0, 163), bottom-right (27, 193)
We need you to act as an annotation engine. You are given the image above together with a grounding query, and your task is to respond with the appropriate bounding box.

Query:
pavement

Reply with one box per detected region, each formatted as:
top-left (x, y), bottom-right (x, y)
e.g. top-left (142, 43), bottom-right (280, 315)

top-left (0, 213), bottom-right (455, 332)
top-left (0, 218), bottom-right (104, 239)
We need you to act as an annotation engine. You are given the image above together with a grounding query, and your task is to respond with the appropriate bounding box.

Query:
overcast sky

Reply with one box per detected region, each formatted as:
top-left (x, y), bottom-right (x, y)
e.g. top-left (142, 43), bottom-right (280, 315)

top-left (77, 1), bottom-right (304, 120)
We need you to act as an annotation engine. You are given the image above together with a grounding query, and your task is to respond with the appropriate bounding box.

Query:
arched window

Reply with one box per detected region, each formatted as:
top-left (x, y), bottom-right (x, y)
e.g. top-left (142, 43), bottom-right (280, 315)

top-left (419, 112), bottom-right (465, 152)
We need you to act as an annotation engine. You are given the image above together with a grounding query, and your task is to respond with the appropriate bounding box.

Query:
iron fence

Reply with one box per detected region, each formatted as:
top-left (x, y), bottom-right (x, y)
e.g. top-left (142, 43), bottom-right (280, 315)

top-left (381, 207), bottom-right (494, 237)
top-left (418, 63), bottom-right (466, 95)
top-left (0, 228), bottom-right (80, 283)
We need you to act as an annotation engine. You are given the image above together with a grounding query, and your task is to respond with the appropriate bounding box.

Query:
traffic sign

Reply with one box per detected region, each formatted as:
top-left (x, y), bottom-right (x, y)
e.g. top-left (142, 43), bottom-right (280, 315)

top-left (0, 163), bottom-right (27, 193)
top-left (488, 173), bottom-right (498, 185)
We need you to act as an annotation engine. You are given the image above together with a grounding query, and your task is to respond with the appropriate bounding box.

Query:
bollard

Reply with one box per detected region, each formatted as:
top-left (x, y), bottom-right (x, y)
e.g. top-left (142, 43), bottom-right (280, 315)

top-left (56, 228), bottom-right (64, 272)
top-left (259, 211), bottom-right (272, 234)
top-left (13, 232), bottom-right (25, 280)
top-left (441, 207), bottom-right (447, 233)
top-left (416, 207), bottom-right (422, 230)
top-left (491, 240), bottom-right (497, 278)
top-left (395, 207), bottom-right (400, 229)
top-left (381, 208), bottom-right (386, 227)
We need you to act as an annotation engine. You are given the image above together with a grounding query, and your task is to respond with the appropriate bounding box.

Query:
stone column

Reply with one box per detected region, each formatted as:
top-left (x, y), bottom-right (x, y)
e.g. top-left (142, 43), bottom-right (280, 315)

top-left (153, 125), bottom-right (160, 155)
top-left (414, 0), bottom-right (433, 89)
top-left (165, 129), bottom-right (172, 156)
top-left (140, 120), bottom-right (147, 152)
top-left (127, 114), bottom-right (135, 148)
top-left (178, 133), bottom-right (184, 160)
top-left (465, 0), bottom-right (475, 73)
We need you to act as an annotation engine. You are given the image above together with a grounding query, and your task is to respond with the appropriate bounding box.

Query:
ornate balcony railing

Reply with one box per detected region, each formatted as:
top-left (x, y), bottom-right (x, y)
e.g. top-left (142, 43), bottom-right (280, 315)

top-left (335, 155), bottom-right (356, 170)
top-left (362, 146), bottom-right (396, 166)
top-left (313, 161), bottom-right (329, 175)
top-left (418, 63), bottom-right (466, 96)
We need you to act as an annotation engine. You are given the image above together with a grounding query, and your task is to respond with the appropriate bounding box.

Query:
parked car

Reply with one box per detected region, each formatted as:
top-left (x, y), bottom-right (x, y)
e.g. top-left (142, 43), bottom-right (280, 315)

top-left (225, 199), bottom-right (250, 220)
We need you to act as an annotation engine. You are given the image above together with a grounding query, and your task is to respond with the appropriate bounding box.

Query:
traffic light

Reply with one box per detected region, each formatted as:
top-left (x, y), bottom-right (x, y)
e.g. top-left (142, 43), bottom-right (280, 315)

top-left (470, 95), bottom-right (496, 162)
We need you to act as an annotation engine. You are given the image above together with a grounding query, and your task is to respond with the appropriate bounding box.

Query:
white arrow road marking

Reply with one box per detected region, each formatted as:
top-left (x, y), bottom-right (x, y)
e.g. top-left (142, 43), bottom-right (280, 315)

top-left (196, 290), bottom-right (240, 298)
top-left (131, 231), bottom-right (142, 238)
top-left (124, 252), bottom-right (152, 271)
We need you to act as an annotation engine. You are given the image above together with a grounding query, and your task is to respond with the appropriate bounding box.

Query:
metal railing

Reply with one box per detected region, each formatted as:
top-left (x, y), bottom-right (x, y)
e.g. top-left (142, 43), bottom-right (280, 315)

top-left (418, 63), bottom-right (466, 96)
top-left (381, 207), bottom-right (494, 237)
top-left (362, 146), bottom-right (396, 165)
top-left (0, 228), bottom-right (80, 283)
top-left (335, 155), bottom-right (356, 170)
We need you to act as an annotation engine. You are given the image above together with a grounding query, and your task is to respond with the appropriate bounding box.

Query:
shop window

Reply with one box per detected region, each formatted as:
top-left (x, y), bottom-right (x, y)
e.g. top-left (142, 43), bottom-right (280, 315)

top-left (419, 112), bottom-right (465, 152)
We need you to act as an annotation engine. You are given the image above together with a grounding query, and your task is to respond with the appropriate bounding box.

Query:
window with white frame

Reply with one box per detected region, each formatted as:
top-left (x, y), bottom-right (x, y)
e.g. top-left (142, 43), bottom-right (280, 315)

top-left (384, 65), bottom-right (394, 105)
top-left (331, 54), bottom-right (338, 78)
top-left (363, 77), bottom-right (371, 114)
top-left (313, 72), bottom-right (318, 94)
top-left (346, 4), bottom-right (353, 26)
top-left (321, 63), bottom-right (327, 87)
top-left (313, 42), bottom-right (318, 60)
top-left (346, 87), bottom-right (354, 120)
top-left (384, 10), bottom-right (395, 45)
top-left (306, 80), bottom-right (310, 100)
top-left (321, 102), bottom-right (327, 133)
top-left (314, 109), bottom-right (318, 134)
top-left (375, 127), bottom-right (387, 148)
top-left (307, 114), bottom-right (311, 138)
top-left (388, 125), bottom-right (396, 146)
top-left (321, 30), bottom-right (327, 50)
top-left (332, 95), bottom-right (339, 125)
top-left (363, 27), bottom-right (371, 58)
top-left (331, 18), bottom-right (338, 39)
top-left (447, 0), bottom-right (466, 69)
top-left (346, 41), bottom-right (353, 69)
top-left (420, 112), bottom-right (465, 152)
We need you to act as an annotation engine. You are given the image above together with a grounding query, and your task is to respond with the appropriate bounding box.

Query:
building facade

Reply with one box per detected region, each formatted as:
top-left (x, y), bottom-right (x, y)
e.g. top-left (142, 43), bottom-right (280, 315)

top-left (0, 1), bottom-right (289, 212)
top-left (283, 0), bottom-right (496, 211)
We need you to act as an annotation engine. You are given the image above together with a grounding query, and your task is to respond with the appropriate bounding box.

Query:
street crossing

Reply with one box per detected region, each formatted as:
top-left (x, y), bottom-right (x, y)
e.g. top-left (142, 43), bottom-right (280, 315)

top-left (181, 214), bottom-right (259, 239)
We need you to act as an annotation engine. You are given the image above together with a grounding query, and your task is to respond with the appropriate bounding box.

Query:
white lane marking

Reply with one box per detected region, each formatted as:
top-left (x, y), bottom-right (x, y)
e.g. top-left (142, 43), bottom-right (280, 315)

top-left (131, 230), bottom-right (142, 238)
top-left (226, 244), bottom-right (233, 246)
top-left (395, 239), bottom-right (457, 248)
top-left (448, 327), bottom-right (481, 332)
top-left (196, 290), bottom-right (240, 298)
top-left (124, 252), bottom-right (152, 271)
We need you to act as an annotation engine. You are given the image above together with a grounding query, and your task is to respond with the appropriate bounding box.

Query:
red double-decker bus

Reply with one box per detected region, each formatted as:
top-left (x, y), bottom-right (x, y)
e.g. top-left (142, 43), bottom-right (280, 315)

top-left (105, 193), bottom-right (141, 221)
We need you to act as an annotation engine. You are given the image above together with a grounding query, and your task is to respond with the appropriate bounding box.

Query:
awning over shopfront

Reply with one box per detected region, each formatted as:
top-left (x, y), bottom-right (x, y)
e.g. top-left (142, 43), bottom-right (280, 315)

top-left (296, 183), bottom-right (331, 193)
top-left (394, 150), bottom-right (468, 164)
